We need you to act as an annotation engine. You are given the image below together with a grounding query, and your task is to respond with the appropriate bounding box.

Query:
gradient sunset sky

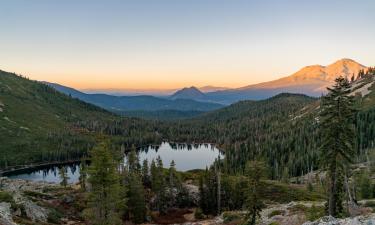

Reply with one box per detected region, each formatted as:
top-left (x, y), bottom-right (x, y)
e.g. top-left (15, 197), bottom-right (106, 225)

top-left (0, 0), bottom-right (374, 90)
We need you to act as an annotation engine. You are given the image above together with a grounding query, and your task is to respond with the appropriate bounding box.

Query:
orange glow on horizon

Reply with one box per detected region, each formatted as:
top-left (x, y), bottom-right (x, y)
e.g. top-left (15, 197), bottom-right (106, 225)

top-left (6, 66), bottom-right (279, 90)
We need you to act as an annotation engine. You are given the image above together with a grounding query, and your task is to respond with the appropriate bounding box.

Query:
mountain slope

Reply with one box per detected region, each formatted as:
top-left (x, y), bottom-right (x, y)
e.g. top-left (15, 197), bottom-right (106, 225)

top-left (164, 69), bottom-right (375, 177)
top-left (241, 58), bottom-right (366, 91)
top-left (46, 82), bottom-right (223, 112)
top-left (0, 70), bottom-right (161, 169)
top-left (206, 58), bottom-right (367, 104)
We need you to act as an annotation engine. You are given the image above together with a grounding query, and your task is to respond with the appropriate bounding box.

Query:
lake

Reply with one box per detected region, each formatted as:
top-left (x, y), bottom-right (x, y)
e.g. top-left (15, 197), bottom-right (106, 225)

top-left (7, 142), bottom-right (222, 184)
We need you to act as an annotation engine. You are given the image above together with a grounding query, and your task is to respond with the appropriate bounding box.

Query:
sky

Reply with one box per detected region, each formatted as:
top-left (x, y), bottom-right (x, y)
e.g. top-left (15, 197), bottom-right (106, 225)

top-left (0, 0), bottom-right (374, 90)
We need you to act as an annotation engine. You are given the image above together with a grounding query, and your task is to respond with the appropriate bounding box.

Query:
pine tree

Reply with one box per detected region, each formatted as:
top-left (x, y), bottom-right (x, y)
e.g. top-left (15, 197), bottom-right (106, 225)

top-left (127, 147), bottom-right (139, 173)
top-left (142, 159), bottom-right (150, 186)
top-left (359, 172), bottom-right (373, 199)
top-left (199, 166), bottom-right (219, 215)
top-left (319, 76), bottom-right (356, 216)
top-left (84, 142), bottom-right (123, 225)
top-left (168, 160), bottom-right (178, 187)
top-left (150, 159), bottom-right (160, 193)
top-left (155, 156), bottom-right (168, 214)
top-left (79, 159), bottom-right (88, 191)
top-left (59, 166), bottom-right (68, 187)
top-left (244, 160), bottom-right (266, 225)
top-left (127, 173), bottom-right (146, 223)
top-left (199, 172), bottom-right (208, 214)
top-left (123, 147), bottom-right (146, 223)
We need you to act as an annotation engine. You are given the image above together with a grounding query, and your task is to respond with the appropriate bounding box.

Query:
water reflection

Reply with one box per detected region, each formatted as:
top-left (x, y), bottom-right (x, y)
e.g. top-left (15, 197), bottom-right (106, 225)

top-left (8, 164), bottom-right (80, 184)
top-left (8, 142), bottom-right (222, 184)
top-left (137, 142), bottom-right (222, 171)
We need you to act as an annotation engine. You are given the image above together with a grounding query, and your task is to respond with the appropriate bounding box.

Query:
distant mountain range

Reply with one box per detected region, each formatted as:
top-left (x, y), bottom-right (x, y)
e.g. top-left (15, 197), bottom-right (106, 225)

top-left (44, 82), bottom-right (224, 113)
top-left (44, 58), bottom-right (367, 114)
top-left (82, 85), bottom-right (228, 96)
top-left (172, 58), bottom-right (367, 104)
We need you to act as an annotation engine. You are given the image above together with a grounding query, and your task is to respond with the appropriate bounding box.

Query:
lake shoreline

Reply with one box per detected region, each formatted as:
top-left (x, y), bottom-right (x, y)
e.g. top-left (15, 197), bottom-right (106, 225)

top-left (0, 159), bottom-right (83, 177)
top-left (2, 142), bottom-right (223, 183)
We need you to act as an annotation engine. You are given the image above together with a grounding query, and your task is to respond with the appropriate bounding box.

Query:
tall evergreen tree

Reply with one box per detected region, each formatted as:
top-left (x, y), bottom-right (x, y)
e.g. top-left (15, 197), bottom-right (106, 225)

top-left (79, 159), bottom-right (88, 191)
top-left (142, 159), bottom-right (150, 186)
top-left (150, 159), bottom-right (160, 193)
top-left (84, 142), bottom-right (123, 225)
top-left (127, 173), bottom-right (146, 223)
top-left (124, 147), bottom-right (146, 223)
top-left (59, 166), bottom-right (68, 187)
top-left (319, 76), bottom-right (356, 216)
top-left (168, 160), bottom-right (178, 187)
top-left (155, 156), bottom-right (168, 214)
top-left (127, 146), bottom-right (140, 173)
top-left (244, 160), bottom-right (266, 225)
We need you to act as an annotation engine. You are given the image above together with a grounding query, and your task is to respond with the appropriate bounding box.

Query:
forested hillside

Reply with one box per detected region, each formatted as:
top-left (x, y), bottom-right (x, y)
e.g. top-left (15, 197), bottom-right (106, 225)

top-left (2, 68), bottom-right (375, 181)
top-left (162, 68), bottom-right (375, 179)
top-left (0, 70), bottom-right (162, 169)
top-left (2, 69), bottom-right (375, 224)
top-left (162, 93), bottom-right (320, 178)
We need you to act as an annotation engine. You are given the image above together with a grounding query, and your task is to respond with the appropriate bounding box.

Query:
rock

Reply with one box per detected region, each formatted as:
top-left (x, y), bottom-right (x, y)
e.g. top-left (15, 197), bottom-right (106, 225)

top-left (302, 214), bottom-right (375, 225)
top-left (62, 194), bottom-right (74, 204)
top-left (13, 208), bottom-right (21, 217)
top-left (0, 177), bottom-right (53, 222)
top-left (0, 202), bottom-right (17, 225)
top-left (23, 200), bottom-right (49, 222)
top-left (184, 184), bottom-right (200, 205)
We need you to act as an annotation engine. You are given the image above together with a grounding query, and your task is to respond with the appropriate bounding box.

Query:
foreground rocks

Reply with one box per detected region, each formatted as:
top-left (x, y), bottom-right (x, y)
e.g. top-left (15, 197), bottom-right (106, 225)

top-left (0, 177), bottom-right (56, 223)
top-left (1, 177), bottom-right (375, 225)
top-left (303, 214), bottom-right (375, 225)
top-left (0, 202), bottom-right (16, 225)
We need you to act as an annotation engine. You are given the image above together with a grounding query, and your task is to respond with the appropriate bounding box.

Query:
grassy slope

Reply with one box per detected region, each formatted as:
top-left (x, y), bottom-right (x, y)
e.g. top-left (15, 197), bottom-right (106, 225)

top-left (0, 70), bottom-right (117, 166)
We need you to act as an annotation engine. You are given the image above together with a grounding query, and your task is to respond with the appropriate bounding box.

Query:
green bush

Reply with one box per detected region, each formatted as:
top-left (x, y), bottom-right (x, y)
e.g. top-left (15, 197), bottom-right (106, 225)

top-left (47, 208), bottom-right (63, 224)
top-left (268, 209), bottom-right (285, 218)
top-left (306, 205), bottom-right (325, 221)
top-left (194, 208), bottom-right (205, 220)
top-left (0, 191), bottom-right (13, 203)
top-left (268, 222), bottom-right (280, 225)
top-left (222, 211), bottom-right (242, 223)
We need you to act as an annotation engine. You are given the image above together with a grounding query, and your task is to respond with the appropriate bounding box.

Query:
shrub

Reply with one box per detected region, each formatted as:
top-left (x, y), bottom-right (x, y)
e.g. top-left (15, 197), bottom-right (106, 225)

top-left (268, 209), bottom-right (285, 218)
top-left (306, 205), bottom-right (325, 221)
top-left (47, 208), bottom-right (63, 224)
top-left (194, 208), bottom-right (205, 220)
top-left (222, 211), bottom-right (242, 223)
top-left (268, 222), bottom-right (280, 225)
top-left (0, 191), bottom-right (13, 203)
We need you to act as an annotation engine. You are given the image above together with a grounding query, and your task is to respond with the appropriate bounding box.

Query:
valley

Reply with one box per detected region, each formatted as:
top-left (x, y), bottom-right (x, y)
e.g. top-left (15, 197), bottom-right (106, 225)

top-left (2, 1), bottom-right (375, 224)
top-left (1, 66), bottom-right (375, 225)
top-left (42, 59), bottom-right (369, 121)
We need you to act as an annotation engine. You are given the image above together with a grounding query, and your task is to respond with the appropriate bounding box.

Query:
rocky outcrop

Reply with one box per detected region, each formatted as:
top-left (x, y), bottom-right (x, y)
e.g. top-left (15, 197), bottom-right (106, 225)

top-left (0, 202), bottom-right (17, 225)
top-left (23, 200), bottom-right (49, 222)
top-left (303, 214), bottom-right (375, 225)
top-left (183, 184), bottom-right (200, 205)
top-left (0, 177), bottom-right (55, 223)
